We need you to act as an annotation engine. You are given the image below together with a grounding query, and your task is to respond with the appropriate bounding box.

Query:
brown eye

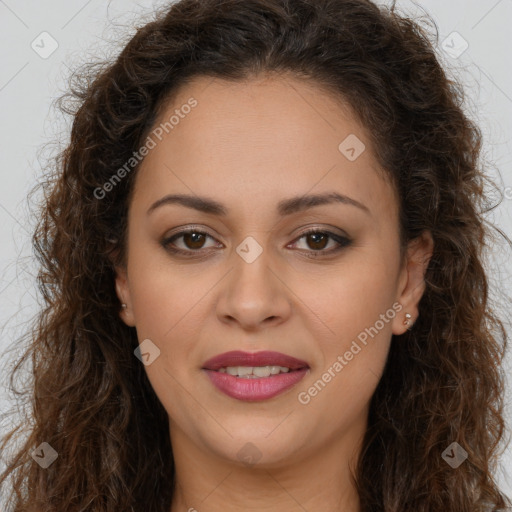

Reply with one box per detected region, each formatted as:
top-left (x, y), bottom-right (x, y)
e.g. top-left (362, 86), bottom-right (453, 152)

top-left (182, 232), bottom-right (207, 249)
top-left (162, 227), bottom-right (351, 258)
top-left (291, 229), bottom-right (351, 255)
top-left (305, 232), bottom-right (329, 251)
top-left (162, 229), bottom-right (219, 254)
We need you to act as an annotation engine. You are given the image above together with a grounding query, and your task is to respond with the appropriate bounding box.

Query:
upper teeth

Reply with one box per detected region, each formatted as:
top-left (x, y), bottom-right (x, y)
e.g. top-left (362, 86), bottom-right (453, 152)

top-left (219, 366), bottom-right (291, 378)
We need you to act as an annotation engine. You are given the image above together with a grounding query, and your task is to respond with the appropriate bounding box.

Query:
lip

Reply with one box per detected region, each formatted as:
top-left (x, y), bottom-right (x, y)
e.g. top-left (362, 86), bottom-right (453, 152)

top-left (203, 368), bottom-right (309, 401)
top-left (201, 350), bottom-right (310, 402)
top-left (202, 350), bottom-right (309, 371)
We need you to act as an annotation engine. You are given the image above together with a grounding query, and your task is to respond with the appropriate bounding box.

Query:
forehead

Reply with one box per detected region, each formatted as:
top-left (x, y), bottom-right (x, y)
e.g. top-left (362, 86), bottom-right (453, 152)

top-left (131, 74), bottom-right (398, 223)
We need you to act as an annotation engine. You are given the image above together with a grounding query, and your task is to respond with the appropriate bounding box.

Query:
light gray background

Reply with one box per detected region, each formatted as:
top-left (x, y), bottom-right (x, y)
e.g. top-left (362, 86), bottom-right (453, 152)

top-left (1, 0), bottom-right (511, 502)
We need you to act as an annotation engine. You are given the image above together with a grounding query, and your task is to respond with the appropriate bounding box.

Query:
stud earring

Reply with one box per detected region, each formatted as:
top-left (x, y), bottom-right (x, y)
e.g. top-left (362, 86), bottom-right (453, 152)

top-left (121, 303), bottom-right (127, 309)
top-left (403, 313), bottom-right (412, 327)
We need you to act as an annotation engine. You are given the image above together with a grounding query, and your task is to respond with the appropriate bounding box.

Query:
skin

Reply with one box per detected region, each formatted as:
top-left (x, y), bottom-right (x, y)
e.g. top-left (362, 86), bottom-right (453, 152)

top-left (114, 73), bottom-right (433, 512)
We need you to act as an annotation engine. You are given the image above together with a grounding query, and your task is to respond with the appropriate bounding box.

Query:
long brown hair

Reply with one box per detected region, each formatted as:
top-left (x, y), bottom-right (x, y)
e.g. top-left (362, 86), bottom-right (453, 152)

top-left (1, 0), bottom-right (511, 510)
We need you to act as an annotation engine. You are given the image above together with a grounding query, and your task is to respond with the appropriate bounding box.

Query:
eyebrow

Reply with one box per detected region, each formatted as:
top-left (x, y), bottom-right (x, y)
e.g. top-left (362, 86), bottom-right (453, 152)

top-left (146, 192), bottom-right (370, 216)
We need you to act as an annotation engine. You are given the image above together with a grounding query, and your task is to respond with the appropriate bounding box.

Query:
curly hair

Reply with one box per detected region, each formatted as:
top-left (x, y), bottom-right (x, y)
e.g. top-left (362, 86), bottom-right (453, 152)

top-left (1, 0), bottom-right (511, 510)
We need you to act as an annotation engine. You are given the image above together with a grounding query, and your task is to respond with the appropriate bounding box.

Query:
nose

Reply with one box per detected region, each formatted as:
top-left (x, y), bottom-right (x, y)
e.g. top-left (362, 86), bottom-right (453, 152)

top-left (215, 249), bottom-right (292, 331)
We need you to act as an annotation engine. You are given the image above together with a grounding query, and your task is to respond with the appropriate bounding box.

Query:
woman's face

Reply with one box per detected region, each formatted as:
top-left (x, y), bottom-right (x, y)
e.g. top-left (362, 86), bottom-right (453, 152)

top-left (115, 74), bottom-right (432, 469)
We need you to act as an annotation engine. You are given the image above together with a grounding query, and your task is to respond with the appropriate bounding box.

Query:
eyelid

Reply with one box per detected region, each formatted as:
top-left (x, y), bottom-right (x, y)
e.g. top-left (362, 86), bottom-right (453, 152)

top-left (292, 224), bottom-right (349, 240)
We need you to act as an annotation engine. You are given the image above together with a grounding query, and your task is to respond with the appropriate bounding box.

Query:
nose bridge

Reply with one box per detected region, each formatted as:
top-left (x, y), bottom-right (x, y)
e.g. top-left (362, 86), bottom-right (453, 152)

top-left (216, 236), bottom-right (290, 327)
top-left (231, 235), bottom-right (277, 305)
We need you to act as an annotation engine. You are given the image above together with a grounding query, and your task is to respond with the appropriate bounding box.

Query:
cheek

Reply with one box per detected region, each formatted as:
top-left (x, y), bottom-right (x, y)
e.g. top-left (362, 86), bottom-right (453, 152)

top-left (296, 312), bottom-right (394, 436)
top-left (127, 240), bottom-right (209, 340)
top-left (126, 250), bottom-right (212, 421)
top-left (299, 248), bottom-right (400, 343)
top-left (294, 251), bottom-right (398, 411)
top-left (297, 338), bottom-right (389, 434)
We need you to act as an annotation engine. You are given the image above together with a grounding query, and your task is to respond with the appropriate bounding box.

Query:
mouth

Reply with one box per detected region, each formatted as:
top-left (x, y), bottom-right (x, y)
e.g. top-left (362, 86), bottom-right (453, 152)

top-left (202, 350), bottom-right (309, 372)
top-left (202, 350), bottom-right (310, 401)
top-left (216, 365), bottom-right (297, 378)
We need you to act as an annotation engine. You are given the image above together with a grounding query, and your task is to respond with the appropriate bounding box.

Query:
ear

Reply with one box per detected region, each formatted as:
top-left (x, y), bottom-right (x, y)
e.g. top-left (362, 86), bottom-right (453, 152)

top-left (114, 265), bottom-right (136, 327)
top-left (392, 231), bottom-right (434, 335)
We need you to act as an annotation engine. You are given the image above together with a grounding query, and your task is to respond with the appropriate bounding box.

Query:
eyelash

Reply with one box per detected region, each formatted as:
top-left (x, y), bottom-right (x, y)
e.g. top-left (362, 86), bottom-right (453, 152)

top-left (161, 227), bottom-right (352, 259)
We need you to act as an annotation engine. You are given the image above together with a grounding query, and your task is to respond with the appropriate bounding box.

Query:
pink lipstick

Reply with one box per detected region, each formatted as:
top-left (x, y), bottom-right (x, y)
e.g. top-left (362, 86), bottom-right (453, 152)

top-left (202, 350), bottom-right (309, 402)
